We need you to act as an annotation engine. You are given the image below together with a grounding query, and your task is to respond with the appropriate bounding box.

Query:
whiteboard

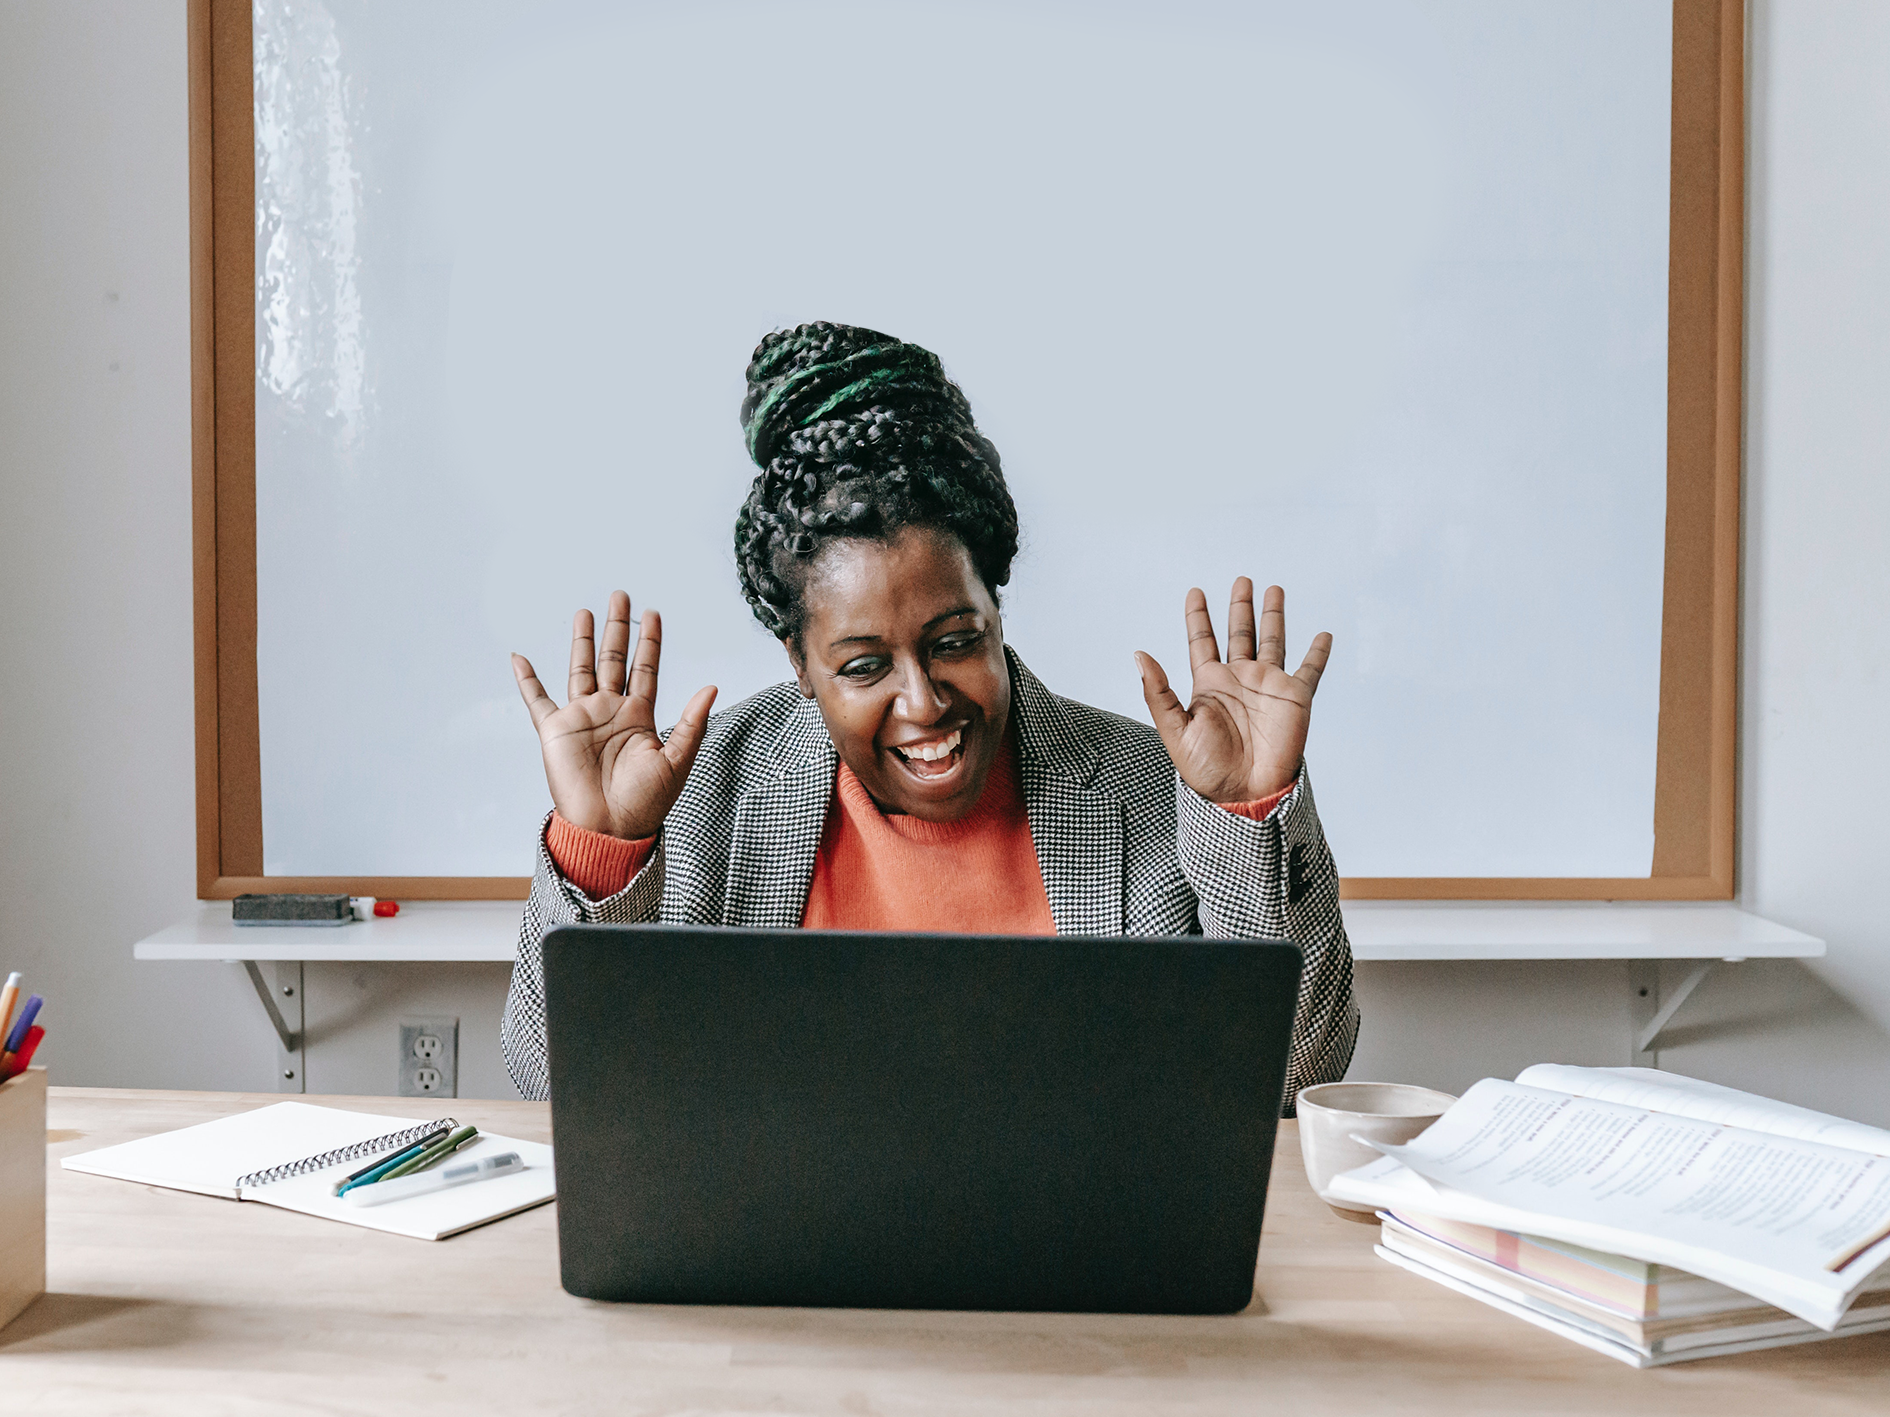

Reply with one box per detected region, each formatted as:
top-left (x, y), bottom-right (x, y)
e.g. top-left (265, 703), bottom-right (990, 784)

top-left (252, 0), bottom-right (1671, 879)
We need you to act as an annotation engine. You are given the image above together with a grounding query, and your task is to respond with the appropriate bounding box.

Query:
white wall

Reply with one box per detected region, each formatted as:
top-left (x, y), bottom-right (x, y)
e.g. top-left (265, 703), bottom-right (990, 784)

top-left (0, 0), bottom-right (265, 1091)
top-left (2, 0), bottom-right (1887, 1115)
top-left (1741, 0), bottom-right (1890, 1040)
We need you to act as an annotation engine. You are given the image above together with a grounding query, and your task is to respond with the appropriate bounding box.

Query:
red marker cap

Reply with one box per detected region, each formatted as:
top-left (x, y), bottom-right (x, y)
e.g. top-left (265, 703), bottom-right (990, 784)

top-left (9, 1025), bottom-right (44, 1076)
top-left (373, 900), bottom-right (400, 918)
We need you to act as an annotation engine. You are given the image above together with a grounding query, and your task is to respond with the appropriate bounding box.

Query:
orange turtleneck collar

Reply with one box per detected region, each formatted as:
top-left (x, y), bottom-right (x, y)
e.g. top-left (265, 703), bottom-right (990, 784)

top-left (799, 731), bottom-right (1055, 935)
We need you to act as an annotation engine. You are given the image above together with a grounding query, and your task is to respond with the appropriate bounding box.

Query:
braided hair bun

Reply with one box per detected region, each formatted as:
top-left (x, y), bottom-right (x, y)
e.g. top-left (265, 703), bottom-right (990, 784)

top-left (734, 322), bottom-right (1019, 641)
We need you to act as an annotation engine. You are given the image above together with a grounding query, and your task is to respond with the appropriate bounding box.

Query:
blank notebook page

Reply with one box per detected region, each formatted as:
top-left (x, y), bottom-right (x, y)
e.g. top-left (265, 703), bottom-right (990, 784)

top-left (62, 1101), bottom-right (433, 1199)
top-left (62, 1101), bottom-right (556, 1239)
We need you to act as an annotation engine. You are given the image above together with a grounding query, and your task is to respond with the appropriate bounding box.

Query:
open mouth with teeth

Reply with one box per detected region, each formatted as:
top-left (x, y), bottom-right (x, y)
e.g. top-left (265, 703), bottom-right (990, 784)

top-left (888, 727), bottom-right (965, 781)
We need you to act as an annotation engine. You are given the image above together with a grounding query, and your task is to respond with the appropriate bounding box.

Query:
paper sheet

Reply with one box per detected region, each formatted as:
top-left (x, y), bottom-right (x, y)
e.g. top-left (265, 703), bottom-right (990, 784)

top-left (1517, 1065), bottom-right (1890, 1157)
top-left (1377, 1080), bottom-right (1890, 1280)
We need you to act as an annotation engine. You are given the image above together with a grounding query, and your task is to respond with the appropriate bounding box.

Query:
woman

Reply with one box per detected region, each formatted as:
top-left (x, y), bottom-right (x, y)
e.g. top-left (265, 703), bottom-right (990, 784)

top-left (502, 322), bottom-right (1357, 1107)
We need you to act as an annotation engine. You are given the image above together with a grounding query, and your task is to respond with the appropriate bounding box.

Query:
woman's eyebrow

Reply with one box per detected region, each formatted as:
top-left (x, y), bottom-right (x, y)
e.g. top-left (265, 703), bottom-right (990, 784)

top-left (828, 609), bottom-right (978, 651)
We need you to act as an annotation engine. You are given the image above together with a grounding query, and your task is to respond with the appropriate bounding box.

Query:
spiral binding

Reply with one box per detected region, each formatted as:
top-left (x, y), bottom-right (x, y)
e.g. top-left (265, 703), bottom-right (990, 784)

top-left (235, 1117), bottom-right (456, 1190)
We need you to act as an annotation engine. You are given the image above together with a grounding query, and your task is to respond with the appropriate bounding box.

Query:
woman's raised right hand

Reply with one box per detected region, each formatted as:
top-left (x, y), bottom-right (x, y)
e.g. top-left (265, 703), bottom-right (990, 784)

top-left (511, 591), bottom-right (718, 841)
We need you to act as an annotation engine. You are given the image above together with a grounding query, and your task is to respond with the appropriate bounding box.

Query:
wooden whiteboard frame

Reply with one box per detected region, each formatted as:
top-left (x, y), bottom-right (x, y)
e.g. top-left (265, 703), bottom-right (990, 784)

top-left (188, 0), bottom-right (1744, 902)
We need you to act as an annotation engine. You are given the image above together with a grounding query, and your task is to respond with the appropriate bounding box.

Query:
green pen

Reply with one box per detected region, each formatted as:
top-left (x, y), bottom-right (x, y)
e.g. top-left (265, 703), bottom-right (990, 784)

top-left (374, 1125), bottom-right (479, 1183)
top-left (334, 1131), bottom-right (446, 1197)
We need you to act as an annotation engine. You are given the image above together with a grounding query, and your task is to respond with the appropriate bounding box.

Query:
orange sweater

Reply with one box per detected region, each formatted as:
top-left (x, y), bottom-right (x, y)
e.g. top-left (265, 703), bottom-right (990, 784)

top-left (544, 739), bottom-right (1291, 932)
top-left (801, 734), bottom-right (1054, 934)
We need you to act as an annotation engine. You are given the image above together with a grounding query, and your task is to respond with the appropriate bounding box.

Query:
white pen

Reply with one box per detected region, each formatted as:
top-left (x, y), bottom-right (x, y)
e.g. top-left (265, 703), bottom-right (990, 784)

top-left (342, 1151), bottom-right (525, 1207)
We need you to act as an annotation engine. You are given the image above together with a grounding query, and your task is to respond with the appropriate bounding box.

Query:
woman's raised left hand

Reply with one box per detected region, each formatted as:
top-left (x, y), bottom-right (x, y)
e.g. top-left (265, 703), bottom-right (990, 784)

top-left (1135, 579), bottom-right (1332, 804)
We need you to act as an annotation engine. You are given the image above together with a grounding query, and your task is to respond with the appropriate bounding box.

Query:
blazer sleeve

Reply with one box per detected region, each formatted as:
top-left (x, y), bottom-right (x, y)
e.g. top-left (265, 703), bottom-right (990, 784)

top-left (501, 811), bottom-right (667, 1100)
top-left (1173, 762), bottom-right (1359, 1113)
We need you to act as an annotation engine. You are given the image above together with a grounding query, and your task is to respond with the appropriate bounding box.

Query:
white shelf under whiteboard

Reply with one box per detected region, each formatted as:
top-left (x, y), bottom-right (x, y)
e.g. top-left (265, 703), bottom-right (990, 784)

top-left (133, 900), bottom-right (1823, 964)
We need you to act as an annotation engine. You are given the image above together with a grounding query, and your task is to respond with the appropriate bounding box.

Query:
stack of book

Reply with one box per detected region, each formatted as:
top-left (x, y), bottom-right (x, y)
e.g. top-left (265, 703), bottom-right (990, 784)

top-left (1329, 1065), bottom-right (1890, 1368)
top-left (1378, 1209), bottom-right (1890, 1366)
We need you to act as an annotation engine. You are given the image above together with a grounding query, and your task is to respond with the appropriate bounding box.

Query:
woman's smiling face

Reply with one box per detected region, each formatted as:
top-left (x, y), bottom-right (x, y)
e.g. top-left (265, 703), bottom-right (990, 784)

top-left (787, 526), bottom-right (1011, 822)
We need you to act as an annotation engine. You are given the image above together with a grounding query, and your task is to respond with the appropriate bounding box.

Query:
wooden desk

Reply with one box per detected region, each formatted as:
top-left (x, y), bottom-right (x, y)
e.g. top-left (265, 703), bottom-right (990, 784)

top-left (11, 1089), bottom-right (1886, 1414)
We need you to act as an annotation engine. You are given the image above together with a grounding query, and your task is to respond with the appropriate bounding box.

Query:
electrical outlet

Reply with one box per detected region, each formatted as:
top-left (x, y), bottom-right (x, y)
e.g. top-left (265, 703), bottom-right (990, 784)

top-left (398, 1016), bottom-right (458, 1098)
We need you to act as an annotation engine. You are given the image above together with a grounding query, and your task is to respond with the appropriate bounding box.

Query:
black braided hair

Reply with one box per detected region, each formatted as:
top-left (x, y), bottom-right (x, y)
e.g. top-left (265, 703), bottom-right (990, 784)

top-left (734, 321), bottom-right (1019, 642)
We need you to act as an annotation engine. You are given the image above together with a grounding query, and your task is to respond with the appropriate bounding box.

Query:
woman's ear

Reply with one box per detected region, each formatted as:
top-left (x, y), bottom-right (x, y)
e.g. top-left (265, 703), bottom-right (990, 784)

top-left (782, 637), bottom-right (816, 699)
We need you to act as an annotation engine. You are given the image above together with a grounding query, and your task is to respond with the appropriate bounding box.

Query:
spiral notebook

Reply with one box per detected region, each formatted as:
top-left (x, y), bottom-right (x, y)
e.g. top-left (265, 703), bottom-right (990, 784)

top-left (62, 1101), bottom-right (556, 1240)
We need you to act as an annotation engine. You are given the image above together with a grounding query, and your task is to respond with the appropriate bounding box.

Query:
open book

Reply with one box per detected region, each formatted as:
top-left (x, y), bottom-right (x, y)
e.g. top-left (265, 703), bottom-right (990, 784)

top-left (1326, 1065), bottom-right (1890, 1331)
top-left (62, 1101), bottom-right (556, 1241)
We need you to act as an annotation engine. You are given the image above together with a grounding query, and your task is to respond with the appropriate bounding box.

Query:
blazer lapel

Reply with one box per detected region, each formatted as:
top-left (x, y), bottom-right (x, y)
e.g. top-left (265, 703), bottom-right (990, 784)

top-left (1008, 650), bottom-right (1124, 936)
top-left (723, 699), bottom-right (837, 929)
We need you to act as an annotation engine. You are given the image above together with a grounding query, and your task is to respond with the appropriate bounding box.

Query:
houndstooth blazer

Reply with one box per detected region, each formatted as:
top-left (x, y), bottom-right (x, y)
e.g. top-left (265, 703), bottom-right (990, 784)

top-left (502, 648), bottom-right (1358, 1111)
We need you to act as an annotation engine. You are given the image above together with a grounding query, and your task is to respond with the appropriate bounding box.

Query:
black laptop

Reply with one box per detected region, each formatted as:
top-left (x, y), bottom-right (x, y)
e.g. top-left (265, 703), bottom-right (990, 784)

top-left (542, 925), bottom-right (1302, 1314)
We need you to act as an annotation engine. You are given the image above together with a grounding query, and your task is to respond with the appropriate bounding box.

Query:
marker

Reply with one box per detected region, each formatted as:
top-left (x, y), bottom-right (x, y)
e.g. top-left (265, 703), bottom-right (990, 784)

top-left (0, 974), bottom-right (21, 1042)
top-left (378, 1125), bottom-right (478, 1181)
top-left (329, 1121), bottom-right (457, 1193)
top-left (1, 1026), bottom-right (44, 1080)
top-left (333, 1126), bottom-right (453, 1196)
top-left (4, 996), bottom-right (42, 1056)
top-left (343, 1151), bottom-right (525, 1208)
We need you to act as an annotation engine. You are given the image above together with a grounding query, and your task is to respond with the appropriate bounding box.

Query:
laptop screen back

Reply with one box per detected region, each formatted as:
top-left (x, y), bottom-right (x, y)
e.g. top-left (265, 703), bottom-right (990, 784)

top-left (544, 925), bottom-right (1302, 1314)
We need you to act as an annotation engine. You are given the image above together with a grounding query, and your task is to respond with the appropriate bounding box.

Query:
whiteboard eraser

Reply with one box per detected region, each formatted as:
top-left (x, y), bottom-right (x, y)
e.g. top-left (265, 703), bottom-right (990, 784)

top-left (232, 893), bottom-right (352, 926)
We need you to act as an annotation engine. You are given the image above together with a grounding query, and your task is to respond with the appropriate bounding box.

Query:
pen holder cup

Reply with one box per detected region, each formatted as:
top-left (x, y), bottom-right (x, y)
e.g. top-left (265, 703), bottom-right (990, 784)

top-left (0, 1068), bottom-right (45, 1331)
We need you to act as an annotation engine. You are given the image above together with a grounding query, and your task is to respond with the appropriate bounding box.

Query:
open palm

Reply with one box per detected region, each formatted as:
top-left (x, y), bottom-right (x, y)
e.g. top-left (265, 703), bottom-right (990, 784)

top-left (511, 591), bottom-right (717, 841)
top-left (1135, 580), bottom-right (1331, 804)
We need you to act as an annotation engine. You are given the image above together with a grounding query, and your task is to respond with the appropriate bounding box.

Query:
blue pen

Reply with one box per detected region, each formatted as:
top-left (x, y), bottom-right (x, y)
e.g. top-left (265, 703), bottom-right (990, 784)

top-left (334, 1132), bottom-right (444, 1197)
top-left (4, 996), bottom-right (42, 1056)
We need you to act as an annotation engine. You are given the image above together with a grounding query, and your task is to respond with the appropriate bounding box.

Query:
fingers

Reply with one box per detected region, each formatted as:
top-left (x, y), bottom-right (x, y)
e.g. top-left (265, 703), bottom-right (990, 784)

top-left (1258, 584), bottom-right (1287, 670)
top-left (567, 609), bottom-right (598, 701)
top-left (1135, 651), bottom-right (1191, 752)
top-left (596, 590), bottom-right (633, 697)
top-left (1183, 587), bottom-right (1221, 671)
top-left (627, 608), bottom-right (663, 712)
top-left (1227, 577), bottom-right (1257, 661)
top-left (1295, 631), bottom-right (1334, 695)
top-left (661, 685), bottom-right (720, 774)
top-left (511, 653), bottom-right (559, 730)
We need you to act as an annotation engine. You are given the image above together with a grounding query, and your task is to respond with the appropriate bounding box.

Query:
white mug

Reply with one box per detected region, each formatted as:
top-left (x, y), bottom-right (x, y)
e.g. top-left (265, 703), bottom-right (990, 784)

top-left (1295, 1081), bottom-right (1457, 1222)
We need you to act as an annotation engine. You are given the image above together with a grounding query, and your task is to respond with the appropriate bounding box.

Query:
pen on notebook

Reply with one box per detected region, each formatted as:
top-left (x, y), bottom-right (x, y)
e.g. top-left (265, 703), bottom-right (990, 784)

top-left (0, 974), bottom-right (21, 1042)
top-left (329, 1121), bottom-right (457, 1192)
top-left (376, 1125), bottom-right (478, 1183)
top-left (333, 1126), bottom-right (453, 1196)
top-left (343, 1151), bottom-right (525, 1208)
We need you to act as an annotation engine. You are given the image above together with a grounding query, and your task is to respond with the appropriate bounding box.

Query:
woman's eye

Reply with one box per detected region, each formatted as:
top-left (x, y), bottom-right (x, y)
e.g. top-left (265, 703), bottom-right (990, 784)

top-left (934, 633), bottom-right (982, 656)
top-left (838, 657), bottom-right (885, 679)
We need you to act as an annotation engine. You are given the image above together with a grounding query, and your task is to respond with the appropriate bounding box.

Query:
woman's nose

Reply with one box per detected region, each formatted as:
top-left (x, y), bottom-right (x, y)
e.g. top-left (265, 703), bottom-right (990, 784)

top-left (894, 660), bottom-right (949, 723)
